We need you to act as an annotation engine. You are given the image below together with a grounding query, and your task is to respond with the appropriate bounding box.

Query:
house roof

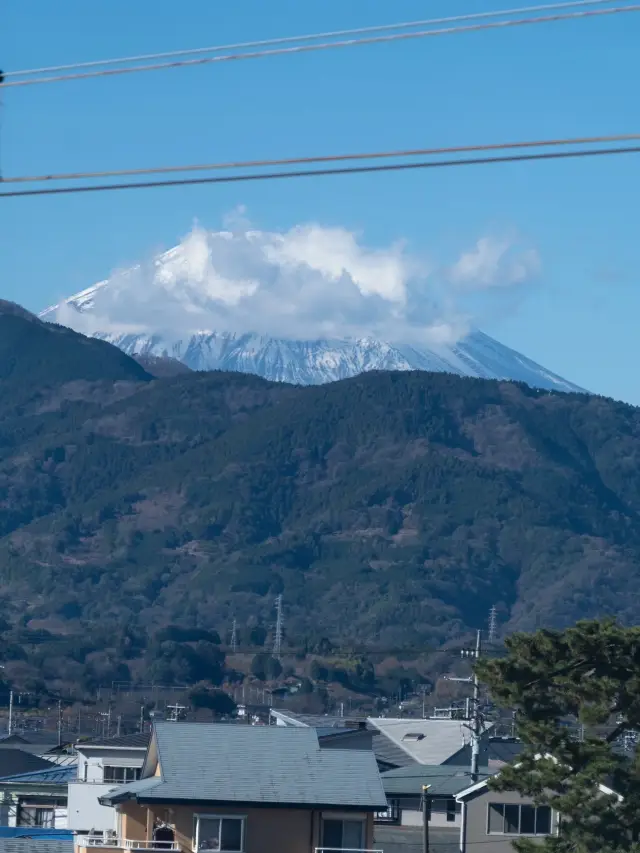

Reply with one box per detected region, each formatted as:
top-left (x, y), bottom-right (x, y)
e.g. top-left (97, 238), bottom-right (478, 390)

top-left (0, 843), bottom-right (73, 853)
top-left (381, 764), bottom-right (493, 798)
top-left (443, 737), bottom-right (524, 767)
top-left (0, 764), bottom-right (77, 784)
top-left (101, 722), bottom-right (387, 810)
top-left (270, 710), bottom-right (354, 728)
top-left (368, 718), bottom-right (492, 766)
top-left (372, 732), bottom-right (418, 770)
top-left (77, 732), bottom-right (150, 749)
top-left (0, 751), bottom-right (57, 779)
top-left (0, 828), bottom-right (73, 851)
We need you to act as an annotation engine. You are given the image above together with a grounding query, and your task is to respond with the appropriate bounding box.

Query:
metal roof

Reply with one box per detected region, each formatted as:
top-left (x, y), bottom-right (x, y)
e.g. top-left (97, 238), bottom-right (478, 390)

top-left (0, 751), bottom-right (58, 779)
top-left (77, 732), bottom-right (150, 749)
top-left (102, 722), bottom-right (386, 809)
top-left (381, 764), bottom-right (493, 797)
top-left (368, 718), bottom-right (493, 766)
top-left (270, 710), bottom-right (352, 728)
top-left (0, 843), bottom-right (73, 853)
top-left (0, 764), bottom-right (77, 784)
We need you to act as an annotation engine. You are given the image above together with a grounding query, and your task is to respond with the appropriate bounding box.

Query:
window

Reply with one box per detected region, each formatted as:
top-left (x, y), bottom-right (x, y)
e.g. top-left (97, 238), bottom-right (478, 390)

top-left (196, 816), bottom-right (245, 852)
top-left (322, 818), bottom-right (365, 849)
top-left (19, 807), bottom-right (54, 828)
top-left (103, 766), bottom-right (141, 784)
top-left (488, 803), bottom-right (552, 835)
top-left (446, 798), bottom-right (457, 822)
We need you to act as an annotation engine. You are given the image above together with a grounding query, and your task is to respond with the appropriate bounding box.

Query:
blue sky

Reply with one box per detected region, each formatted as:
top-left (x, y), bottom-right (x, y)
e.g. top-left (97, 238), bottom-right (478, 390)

top-left (2, 0), bottom-right (639, 402)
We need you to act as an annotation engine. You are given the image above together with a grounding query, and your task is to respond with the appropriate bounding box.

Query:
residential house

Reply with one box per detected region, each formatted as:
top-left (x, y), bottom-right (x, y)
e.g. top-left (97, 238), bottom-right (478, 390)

top-left (367, 718), bottom-right (495, 769)
top-left (68, 733), bottom-right (149, 839)
top-left (455, 776), bottom-right (558, 853)
top-left (455, 758), bottom-right (621, 853)
top-left (0, 763), bottom-right (75, 829)
top-left (269, 710), bottom-right (376, 758)
top-left (380, 765), bottom-right (492, 828)
top-left (76, 721), bottom-right (387, 853)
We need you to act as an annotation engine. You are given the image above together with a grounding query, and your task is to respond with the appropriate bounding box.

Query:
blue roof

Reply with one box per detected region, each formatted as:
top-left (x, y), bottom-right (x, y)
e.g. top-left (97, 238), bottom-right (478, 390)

top-left (0, 829), bottom-right (72, 839)
top-left (0, 764), bottom-right (76, 784)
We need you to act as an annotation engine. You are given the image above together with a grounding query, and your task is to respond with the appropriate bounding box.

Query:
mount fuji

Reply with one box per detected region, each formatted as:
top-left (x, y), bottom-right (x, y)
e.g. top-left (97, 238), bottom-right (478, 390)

top-left (39, 226), bottom-right (584, 393)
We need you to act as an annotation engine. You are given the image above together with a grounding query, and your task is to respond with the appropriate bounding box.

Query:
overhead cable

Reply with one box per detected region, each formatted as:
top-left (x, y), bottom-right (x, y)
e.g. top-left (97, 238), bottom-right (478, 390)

top-left (1, 144), bottom-right (638, 199)
top-left (3, 0), bottom-right (625, 79)
top-left (4, 133), bottom-right (640, 185)
top-left (2, 5), bottom-right (638, 89)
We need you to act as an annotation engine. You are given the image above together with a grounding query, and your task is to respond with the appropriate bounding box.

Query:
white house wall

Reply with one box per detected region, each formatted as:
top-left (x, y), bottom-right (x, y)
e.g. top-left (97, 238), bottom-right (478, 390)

top-left (67, 782), bottom-right (118, 832)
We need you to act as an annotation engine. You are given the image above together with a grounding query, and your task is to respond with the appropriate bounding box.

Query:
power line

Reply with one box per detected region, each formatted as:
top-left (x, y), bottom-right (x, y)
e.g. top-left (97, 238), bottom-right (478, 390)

top-left (2, 5), bottom-right (638, 89)
top-left (1, 143), bottom-right (638, 199)
top-left (3, 0), bottom-right (624, 79)
top-left (4, 133), bottom-right (640, 185)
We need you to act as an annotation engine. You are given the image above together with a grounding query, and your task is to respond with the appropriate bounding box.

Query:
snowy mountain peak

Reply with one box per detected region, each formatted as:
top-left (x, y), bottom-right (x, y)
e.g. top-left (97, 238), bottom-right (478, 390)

top-left (39, 224), bottom-right (584, 393)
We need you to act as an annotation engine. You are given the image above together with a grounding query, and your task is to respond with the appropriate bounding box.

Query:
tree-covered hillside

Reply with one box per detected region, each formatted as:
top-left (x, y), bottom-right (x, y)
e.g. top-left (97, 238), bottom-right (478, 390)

top-left (2, 308), bottom-right (640, 693)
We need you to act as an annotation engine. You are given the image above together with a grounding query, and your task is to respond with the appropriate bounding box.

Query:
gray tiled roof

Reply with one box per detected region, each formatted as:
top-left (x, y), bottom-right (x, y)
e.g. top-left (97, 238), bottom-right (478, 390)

top-left (0, 842), bottom-right (73, 853)
top-left (381, 764), bottom-right (493, 797)
top-left (103, 722), bottom-right (386, 809)
top-left (372, 732), bottom-right (418, 770)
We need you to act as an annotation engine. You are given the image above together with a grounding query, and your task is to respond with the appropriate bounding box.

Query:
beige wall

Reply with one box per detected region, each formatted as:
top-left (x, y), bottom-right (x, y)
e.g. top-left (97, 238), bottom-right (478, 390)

top-left (463, 788), bottom-right (558, 853)
top-left (121, 802), bottom-right (148, 842)
top-left (113, 802), bottom-right (374, 853)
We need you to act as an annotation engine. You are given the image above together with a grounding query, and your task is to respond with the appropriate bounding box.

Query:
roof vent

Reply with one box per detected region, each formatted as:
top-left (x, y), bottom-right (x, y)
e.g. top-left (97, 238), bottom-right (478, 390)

top-left (402, 732), bottom-right (425, 741)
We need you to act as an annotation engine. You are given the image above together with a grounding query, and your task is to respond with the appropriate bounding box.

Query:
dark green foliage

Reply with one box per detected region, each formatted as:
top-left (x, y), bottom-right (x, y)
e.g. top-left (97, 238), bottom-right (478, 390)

top-left (4, 309), bottom-right (640, 694)
top-left (249, 626), bottom-right (268, 647)
top-left (188, 686), bottom-right (237, 716)
top-left (250, 654), bottom-right (283, 681)
top-left (478, 620), bottom-right (640, 853)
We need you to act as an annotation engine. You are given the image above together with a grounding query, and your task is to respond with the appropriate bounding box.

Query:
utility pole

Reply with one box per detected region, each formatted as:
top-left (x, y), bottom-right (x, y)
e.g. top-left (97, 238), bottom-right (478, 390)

top-left (57, 700), bottom-right (63, 747)
top-left (116, 715), bottom-right (122, 737)
top-left (231, 619), bottom-right (237, 654)
top-left (139, 704), bottom-right (145, 734)
top-left (488, 605), bottom-right (498, 644)
top-left (273, 594), bottom-right (283, 659)
top-left (448, 630), bottom-right (483, 783)
top-left (421, 785), bottom-right (431, 853)
top-left (470, 630), bottom-right (482, 782)
top-left (7, 691), bottom-right (13, 735)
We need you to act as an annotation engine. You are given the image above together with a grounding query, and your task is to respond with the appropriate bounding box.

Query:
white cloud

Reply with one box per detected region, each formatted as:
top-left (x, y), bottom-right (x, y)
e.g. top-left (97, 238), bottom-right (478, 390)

top-left (51, 220), bottom-right (540, 349)
top-left (448, 237), bottom-right (541, 290)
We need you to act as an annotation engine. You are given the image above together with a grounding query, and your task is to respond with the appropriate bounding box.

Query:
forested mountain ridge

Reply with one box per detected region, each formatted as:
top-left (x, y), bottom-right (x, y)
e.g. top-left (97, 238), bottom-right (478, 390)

top-left (1, 307), bottom-right (640, 694)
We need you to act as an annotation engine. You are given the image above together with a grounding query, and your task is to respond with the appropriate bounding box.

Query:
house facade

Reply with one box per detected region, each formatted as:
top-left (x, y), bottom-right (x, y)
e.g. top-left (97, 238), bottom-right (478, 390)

top-left (68, 733), bottom-right (148, 838)
top-left (0, 764), bottom-right (75, 829)
top-left (380, 764), bottom-right (493, 828)
top-left (75, 721), bottom-right (387, 853)
top-left (456, 777), bottom-right (558, 853)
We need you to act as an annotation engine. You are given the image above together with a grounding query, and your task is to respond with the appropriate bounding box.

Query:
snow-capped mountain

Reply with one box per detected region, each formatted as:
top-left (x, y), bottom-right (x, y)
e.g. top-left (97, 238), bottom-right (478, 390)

top-left (39, 227), bottom-right (584, 393)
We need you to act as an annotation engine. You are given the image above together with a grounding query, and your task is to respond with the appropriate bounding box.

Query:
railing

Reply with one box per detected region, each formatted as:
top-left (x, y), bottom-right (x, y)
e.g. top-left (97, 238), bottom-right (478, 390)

top-left (315, 849), bottom-right (383, 853)
top-left (81, 838), bottom-right (179, 850)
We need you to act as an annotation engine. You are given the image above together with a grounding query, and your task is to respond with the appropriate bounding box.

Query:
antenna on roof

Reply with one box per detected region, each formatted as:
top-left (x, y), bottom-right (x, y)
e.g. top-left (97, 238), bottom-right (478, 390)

top-left (273, 594), bottom-right (283, 659)
top-left (167, 703), bottom-right (186, 722)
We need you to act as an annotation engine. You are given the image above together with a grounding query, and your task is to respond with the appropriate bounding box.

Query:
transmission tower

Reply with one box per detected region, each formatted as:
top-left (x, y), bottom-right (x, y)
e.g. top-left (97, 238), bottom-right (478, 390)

top-left (488, 605), bottom-right (498, 643)
top-left (273, 594), bottom-right (283, 659)
top-left (231, 619), bottom-right (237, 654)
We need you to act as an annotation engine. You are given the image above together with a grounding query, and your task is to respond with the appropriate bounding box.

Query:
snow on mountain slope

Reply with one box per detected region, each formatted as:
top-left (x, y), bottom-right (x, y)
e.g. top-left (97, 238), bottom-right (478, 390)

top-left (39, 227), bottom-right (585, 393)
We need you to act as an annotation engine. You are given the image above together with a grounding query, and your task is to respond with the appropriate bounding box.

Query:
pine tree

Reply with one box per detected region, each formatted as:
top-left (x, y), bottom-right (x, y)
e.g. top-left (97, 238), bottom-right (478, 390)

top-left (477, 619), bottom-right (640, 853)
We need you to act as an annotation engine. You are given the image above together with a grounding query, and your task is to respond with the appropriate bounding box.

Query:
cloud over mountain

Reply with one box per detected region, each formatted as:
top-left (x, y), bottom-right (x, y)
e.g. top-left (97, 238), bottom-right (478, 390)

top-left (51, 219), bottom-right (540, 349)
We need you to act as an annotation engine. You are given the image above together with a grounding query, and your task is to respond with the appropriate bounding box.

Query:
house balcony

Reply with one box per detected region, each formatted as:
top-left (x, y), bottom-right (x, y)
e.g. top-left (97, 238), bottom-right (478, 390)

top-left (76, 839), bottom-right (179, 852)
